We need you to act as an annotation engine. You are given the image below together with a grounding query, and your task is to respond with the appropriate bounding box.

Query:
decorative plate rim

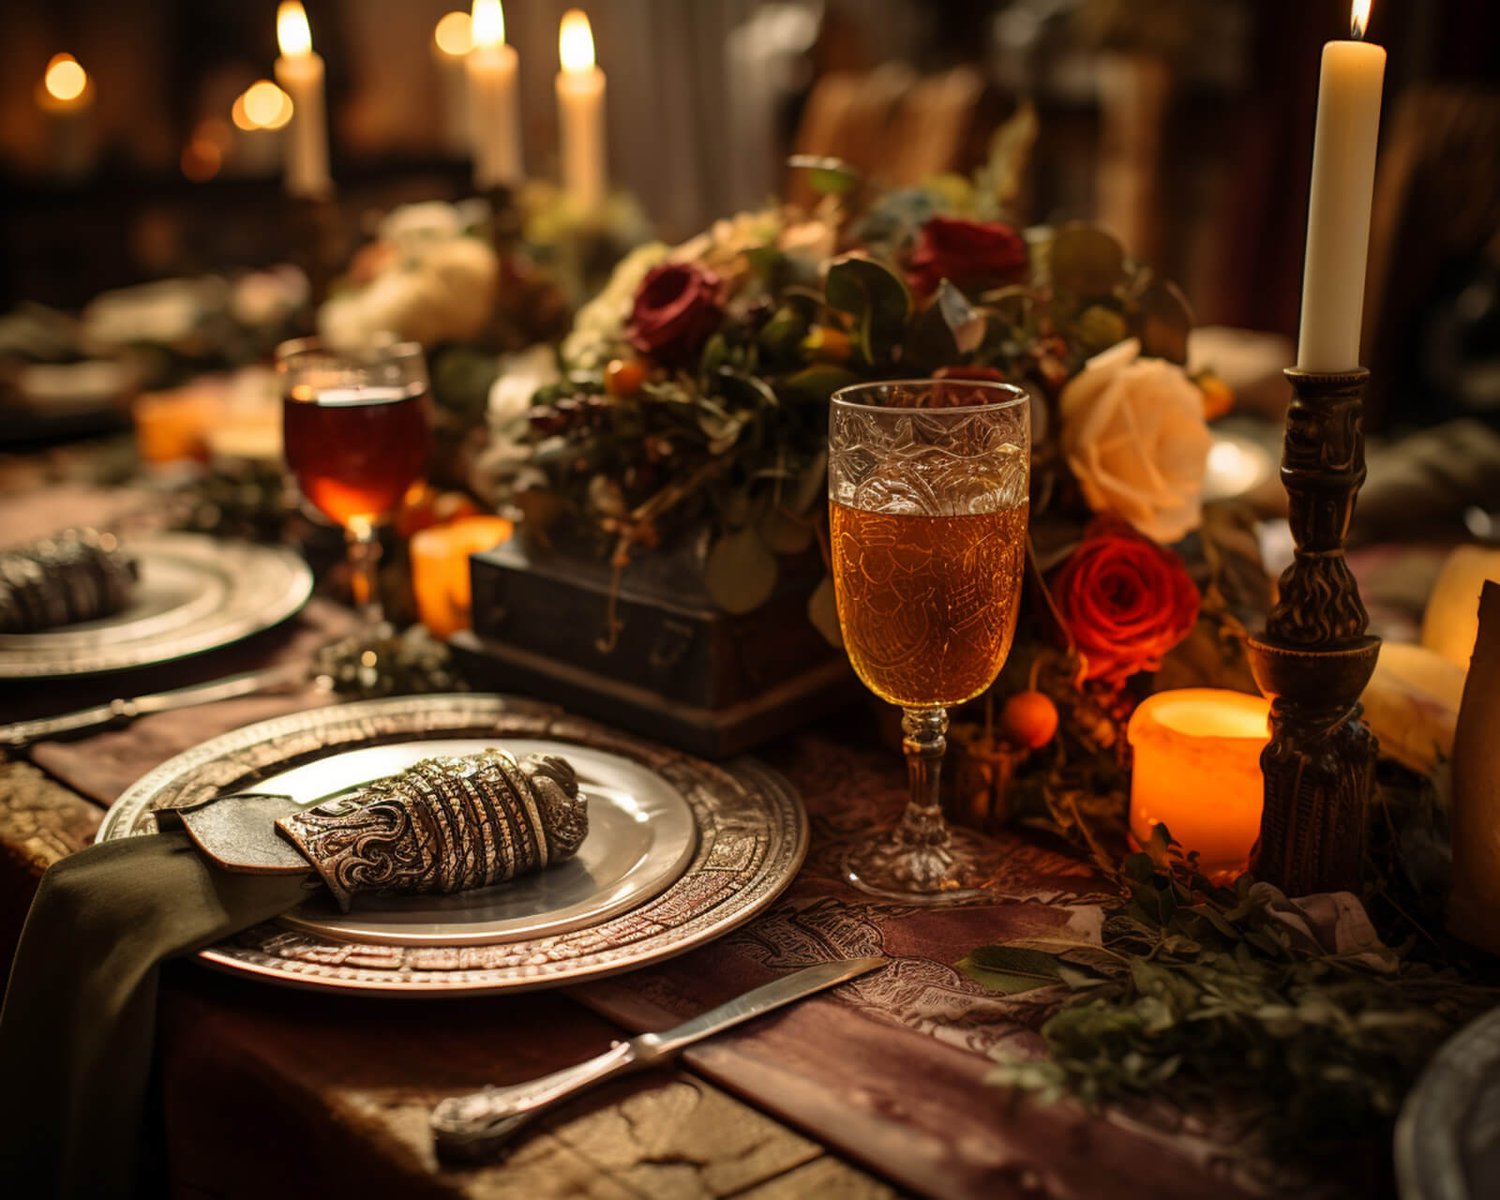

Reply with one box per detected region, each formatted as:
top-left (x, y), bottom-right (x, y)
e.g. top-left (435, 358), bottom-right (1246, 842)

top-left (98, 693), bottom-right (809, 997)
top-left (0, 533), bottom-right (313, 678)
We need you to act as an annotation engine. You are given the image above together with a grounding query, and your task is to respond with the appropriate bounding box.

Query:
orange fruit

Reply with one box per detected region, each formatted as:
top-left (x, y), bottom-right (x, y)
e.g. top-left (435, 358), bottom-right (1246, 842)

top-left (999, 690), bottom-right (1059, 749)
top-left (605, 358), bottom-right (649, 396)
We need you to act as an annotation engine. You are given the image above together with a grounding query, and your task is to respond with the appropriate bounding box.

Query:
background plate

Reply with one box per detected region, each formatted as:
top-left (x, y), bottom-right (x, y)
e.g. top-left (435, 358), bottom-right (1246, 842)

top-left (0, 532), bottom-right (313, 678)
top-left (98, 694), bottom-right (809, 996)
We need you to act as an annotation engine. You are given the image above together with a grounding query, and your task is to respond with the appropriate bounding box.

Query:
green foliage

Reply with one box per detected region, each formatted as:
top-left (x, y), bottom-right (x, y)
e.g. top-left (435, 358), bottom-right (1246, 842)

top-left (964, 811), bottom-right (1499, 1166)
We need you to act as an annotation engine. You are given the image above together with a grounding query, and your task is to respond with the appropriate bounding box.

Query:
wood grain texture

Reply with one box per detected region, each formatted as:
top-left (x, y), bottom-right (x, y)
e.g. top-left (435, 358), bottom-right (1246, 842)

top-left (155, 969), bottom-right (889, 1199)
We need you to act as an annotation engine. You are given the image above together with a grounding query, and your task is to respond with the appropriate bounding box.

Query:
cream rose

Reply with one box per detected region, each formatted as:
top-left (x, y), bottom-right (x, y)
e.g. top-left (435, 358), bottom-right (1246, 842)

top-left (1060, 346), bottom-right (1211, 543)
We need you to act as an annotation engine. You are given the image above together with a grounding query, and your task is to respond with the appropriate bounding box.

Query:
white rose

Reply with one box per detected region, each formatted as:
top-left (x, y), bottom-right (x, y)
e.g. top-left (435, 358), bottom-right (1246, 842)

top-left (1060, 347), bottom-right (1211, 543)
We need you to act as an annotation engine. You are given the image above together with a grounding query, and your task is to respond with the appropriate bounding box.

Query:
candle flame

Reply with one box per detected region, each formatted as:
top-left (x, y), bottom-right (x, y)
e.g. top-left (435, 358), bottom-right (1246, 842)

top-left (559, 9), bottom-right (595, 73)
top-left (434, 11), bottom-right (473, 57)
top-left (277, 1), bottom-right (313, 57)
top-left (1351, 0), bottom-right (1372, 40)
top-left (471, 0), bottom-right (504, 49)
top-left (43, 53), bottom-right (88, 103)
top-left (241, 80), bottom-right (294, 130)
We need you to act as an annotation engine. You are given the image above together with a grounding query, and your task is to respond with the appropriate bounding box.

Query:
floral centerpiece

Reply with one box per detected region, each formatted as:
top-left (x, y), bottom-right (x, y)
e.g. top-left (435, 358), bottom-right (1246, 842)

top-left (477, 136), bottom-right (1259, 826)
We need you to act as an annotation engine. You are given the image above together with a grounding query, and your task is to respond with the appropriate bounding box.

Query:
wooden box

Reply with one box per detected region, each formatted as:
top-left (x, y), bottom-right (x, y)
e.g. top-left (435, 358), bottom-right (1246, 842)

top-left (459, 536), bottom-right (857, 758)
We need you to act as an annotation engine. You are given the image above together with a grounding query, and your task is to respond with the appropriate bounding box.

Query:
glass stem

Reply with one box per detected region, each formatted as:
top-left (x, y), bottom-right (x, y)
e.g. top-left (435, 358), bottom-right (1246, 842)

top-left (346, 519), bottom-right (384, 630)
top-left (895, 707), bottom-right (954, 885)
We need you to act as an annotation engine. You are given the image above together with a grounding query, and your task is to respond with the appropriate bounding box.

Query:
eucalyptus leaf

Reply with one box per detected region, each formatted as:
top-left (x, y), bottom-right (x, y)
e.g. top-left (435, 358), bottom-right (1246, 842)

top-left (807, 575), bottom-right (842, 648)
top-left (1134, 278), bottom-right (1194, 365)
top-left (1049, 225), bottom-right (1127, 297)
top-left (757, 506), bottom-right (815, 556)
top-left (958, 945), bottom-right (1067, 995)
top-left (780, 364), bottom-right (862, 405)
top-left (704, 528), bottom-right (779, 614)
top-left (825, 255), bottom-right (910, 366)
top-left (787, 154), bottom-right (862, 195)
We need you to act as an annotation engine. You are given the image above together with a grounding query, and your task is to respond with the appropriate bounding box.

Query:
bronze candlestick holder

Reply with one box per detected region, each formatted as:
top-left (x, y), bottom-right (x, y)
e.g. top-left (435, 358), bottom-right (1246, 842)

top-left (1247, 367), bottom-right (1382, 895)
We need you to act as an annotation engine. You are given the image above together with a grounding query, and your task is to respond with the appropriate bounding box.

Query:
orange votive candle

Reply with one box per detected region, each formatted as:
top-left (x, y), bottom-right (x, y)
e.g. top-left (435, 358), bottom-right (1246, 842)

top-left (410, 516), bottom-right (513, 639)
top-left (1127, 688), bottom-right (1271, 878)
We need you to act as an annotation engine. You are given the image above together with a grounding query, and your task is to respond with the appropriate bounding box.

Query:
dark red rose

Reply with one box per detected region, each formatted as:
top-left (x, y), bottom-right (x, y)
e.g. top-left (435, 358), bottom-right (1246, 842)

top-left (1050, 520), bottom-right (1200, 684)
top-left (907, 217), bottom-right (1028, 297)
top-left (625, 262), bottom-right (724, 364)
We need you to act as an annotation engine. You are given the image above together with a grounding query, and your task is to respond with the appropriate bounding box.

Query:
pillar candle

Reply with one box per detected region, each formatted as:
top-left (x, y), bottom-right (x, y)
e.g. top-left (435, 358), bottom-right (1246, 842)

top-left (556, 9), bottom-right (606, 211)
top-left (410, 516), bottom-right (514, 639)
top-left (1127, 689), bottom-right (1272, 879)
top-left (466, 0), bottom-right (521, 189)
top-left (274, 1), bottom-right (332, 198)
top-left (1295, 0), bottom-right (1386, 371)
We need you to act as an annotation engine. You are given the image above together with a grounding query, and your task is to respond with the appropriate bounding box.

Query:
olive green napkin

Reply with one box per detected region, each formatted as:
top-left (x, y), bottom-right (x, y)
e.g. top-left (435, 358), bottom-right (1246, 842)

top-left (0, 834), bottom-right (310, 1198)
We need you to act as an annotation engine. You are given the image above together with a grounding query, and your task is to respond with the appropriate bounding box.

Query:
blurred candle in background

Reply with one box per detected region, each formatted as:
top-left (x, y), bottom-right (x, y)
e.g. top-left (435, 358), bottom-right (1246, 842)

top-left (36, 53), bottom-right (95, 180)
top-left (230, 80), bottom-right (293, 177)
top-left (411, 516), bottom-right (514, 639)
top-left (433, 10), bottom-right (473, 156)
top-left (466, 0), bottom-right (521, 190)
top-left (556, 9), bottom-right (606, 211)
top-left (1295, 0), bottom-right (1385, 371)
top-left (1127, 689), bottom-right (1272, 879)
top-left (274, 1), bottom-right (332, 198)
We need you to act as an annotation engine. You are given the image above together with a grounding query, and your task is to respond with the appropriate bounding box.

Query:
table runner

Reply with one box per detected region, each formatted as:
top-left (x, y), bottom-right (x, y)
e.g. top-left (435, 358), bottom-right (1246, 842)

top-left (29, 693), bottom-right (1271, 1199)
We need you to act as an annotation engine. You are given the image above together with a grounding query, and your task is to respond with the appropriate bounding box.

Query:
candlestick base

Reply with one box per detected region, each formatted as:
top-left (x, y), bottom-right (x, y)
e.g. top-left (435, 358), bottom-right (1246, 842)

top-left (1247, 367), bottom-right (1381, 896)
top-left (290, 192), bottom-right (343, 311)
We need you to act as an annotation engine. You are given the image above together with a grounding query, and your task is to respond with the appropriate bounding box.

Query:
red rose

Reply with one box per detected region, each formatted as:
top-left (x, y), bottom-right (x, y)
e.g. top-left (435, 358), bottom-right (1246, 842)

top-left (907, 217), bottom-right (1028, 297)
top-left (625, 262), bottom-right (724, 364)
top-left (1050, 520), bottom-right (1200, 684)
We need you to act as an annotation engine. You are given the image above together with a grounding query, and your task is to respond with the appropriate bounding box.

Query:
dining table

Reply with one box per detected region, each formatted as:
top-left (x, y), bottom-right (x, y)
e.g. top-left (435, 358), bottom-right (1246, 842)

top-left (0, 445), bottom-right (1385, 1200)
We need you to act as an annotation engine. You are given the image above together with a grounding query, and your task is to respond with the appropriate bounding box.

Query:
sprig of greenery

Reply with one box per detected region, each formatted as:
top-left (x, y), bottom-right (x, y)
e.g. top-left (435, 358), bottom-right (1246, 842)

top-left (961, 802), bottom-right (1500, 1169)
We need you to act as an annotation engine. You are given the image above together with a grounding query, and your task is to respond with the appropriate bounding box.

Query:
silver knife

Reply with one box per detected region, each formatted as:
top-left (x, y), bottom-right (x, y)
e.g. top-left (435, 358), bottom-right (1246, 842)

top-left (0, 660), bottom-right (311, 747)
top-left (430, 955), bottom-right (888, 1160)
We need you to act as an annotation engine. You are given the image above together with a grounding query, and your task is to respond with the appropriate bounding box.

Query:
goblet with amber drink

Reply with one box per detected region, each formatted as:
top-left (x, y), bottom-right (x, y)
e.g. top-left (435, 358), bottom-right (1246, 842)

top-left (829, 379), bottom-right (1030, 902)
top-left (277, 337), bottom-right (430, 628)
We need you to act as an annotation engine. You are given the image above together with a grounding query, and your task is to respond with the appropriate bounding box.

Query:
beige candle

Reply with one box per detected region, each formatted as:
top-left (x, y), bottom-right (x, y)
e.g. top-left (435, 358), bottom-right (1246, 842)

top-left (433, 10), bottom-right (473, 156)
top-left (1128, 689), bottom-right (1271, 878)
top-left (466, 0), bottom-right (521, 189)
top-left (556, 9), bottom-right (606, 211)
top-left (274, 1), bottom-right (331, 198)
top-left (36, 53), bottom-right (95, 180)
top-left (1296, 0), bottom-right (1386, 371)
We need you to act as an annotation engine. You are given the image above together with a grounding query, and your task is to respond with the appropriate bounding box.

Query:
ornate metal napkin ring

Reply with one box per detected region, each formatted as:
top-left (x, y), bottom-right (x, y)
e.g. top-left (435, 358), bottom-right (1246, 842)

top-left (274, 749), bottom-right (587, 912)
top-left (0, 528), bottom-right (137, 634)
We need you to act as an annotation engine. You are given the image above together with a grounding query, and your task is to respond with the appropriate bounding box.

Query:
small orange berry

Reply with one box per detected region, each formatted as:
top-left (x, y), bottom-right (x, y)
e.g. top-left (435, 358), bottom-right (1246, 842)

top-left (1198, 372), bottom-right (1233, 421)
top-left (999, 690), bottom-right (1059, 749)
top-left (801, 326), bottom-right (853, 363)
top-left (605, 358), bottom-right (649, 396)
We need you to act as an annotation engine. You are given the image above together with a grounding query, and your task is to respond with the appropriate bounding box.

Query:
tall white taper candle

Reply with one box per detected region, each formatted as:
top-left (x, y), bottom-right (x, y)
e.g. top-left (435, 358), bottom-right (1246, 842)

top-left (1295, 1), bottom-right (1385, 371)
top-left (274, 1), bottom-right (331, 198)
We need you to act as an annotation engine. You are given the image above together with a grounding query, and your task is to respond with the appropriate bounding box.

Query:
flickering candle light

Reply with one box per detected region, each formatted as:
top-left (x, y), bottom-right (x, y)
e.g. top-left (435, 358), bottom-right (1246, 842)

top-left (433, 10), bottom-right (473, 155)
top-left (556, 9), bottom-right (606, 211)
top-left (1295, 0), bottom-right (1386, 371)
top-left (410, 516), bottom-right (514, 639)
top-left (466, 0), bottom-right (521, 189)
top-left (1127, 689), bottom-right (1272, 878)
top-left (274, 1), bottom-right (331, 198)
top-left (36, 53), bottom-right (95, 179)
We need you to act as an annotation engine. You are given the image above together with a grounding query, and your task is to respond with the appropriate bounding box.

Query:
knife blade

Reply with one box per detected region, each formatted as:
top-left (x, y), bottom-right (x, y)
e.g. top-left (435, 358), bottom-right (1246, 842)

top-left (0, 660), bottom-right (311, 747)
top-left (431, 955), bottom-right (887, 1160)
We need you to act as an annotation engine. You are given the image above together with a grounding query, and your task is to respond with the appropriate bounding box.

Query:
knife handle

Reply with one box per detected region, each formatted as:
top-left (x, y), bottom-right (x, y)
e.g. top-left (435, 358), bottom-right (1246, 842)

top-left (431, 1039), bottom-right (643, 1160)
top-left (0, 700), bottom-right (135, 747)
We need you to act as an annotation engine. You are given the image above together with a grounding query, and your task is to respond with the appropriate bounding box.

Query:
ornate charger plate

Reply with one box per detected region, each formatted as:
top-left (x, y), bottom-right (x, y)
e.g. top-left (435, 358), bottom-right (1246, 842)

top-left (0, 533), bottom-right (312, 678)
top-left (97, 694), bottom-right (809, 996)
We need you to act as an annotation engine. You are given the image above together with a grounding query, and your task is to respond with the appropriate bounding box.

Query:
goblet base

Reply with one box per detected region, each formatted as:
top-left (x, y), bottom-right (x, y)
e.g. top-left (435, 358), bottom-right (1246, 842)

top-left (841, 826), bottom-right (1005, 906)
